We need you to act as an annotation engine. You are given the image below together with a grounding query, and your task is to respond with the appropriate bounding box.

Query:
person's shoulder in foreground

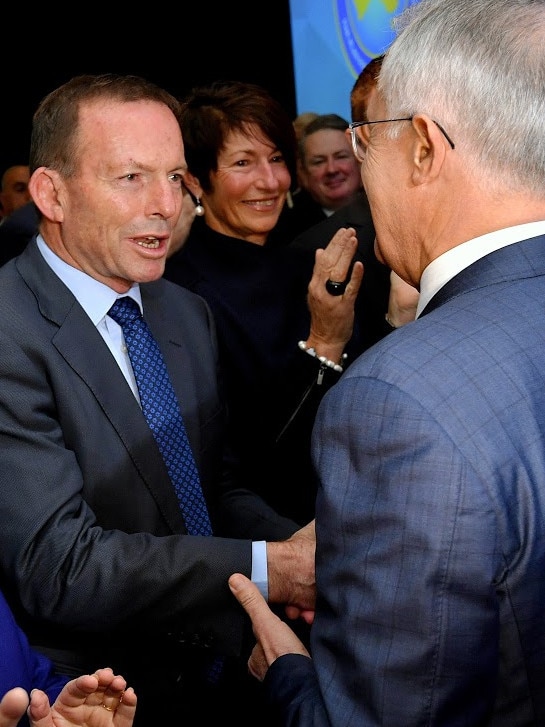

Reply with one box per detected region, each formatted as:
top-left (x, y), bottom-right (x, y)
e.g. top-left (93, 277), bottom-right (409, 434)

top-left (227, 0), bottom-right (545, 724)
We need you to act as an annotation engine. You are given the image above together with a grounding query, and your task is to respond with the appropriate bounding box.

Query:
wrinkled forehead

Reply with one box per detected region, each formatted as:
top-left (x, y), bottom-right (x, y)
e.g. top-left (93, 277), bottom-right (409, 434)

top-left (77, 99), bottom-right (184, 161)
top-left (79, 98), bottom-right (179, 131)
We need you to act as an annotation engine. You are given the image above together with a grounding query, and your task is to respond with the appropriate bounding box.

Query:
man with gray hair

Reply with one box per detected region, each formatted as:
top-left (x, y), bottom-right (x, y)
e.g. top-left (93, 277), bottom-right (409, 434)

top-left (229, 0), bottom-right (545, 724)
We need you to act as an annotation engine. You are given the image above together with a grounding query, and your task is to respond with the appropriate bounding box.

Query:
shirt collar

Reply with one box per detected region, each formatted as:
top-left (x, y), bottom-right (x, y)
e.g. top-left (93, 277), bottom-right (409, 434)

top-left (416, 220), bottom-right (545, 317)
top-left (36, 235), bottom-right (143, 323)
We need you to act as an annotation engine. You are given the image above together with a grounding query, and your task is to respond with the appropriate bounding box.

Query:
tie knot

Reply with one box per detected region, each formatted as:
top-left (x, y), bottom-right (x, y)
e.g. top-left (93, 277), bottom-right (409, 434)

top-left (108, 297), bottom-right (141, 327)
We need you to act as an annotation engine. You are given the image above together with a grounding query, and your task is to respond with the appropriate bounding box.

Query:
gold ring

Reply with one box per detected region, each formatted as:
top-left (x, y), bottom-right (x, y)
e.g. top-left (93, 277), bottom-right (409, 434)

top-left (101, 703), bottom-right (115, 712)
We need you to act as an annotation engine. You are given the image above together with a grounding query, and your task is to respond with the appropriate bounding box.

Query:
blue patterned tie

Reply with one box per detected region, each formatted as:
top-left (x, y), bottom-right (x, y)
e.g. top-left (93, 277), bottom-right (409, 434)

top-left (108, 297), bottom-right (213, 536)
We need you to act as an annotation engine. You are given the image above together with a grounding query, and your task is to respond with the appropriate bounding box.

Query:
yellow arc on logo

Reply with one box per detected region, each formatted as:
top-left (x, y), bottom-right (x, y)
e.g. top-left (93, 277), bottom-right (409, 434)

top-left (355, 0), bottom-right (399, 18)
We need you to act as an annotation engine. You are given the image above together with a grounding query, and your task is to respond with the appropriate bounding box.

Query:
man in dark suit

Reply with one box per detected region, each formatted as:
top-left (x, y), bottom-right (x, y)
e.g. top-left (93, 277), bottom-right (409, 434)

top-left (0, 73), bottom-right (315, 726)
top-left (229, 0), bottom-right (545, 724)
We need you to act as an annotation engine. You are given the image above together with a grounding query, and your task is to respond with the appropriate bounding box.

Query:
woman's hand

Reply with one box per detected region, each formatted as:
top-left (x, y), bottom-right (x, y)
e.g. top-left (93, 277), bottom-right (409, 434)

top-left (0, 668), bottom-right (137, 727)
top-left (305, 227), bottom-right (363, 363)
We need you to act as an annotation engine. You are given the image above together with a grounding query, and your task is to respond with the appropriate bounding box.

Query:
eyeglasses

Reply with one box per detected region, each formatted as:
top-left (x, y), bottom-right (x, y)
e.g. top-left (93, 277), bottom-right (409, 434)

top-left (349, 117), bottom-right (455, 162)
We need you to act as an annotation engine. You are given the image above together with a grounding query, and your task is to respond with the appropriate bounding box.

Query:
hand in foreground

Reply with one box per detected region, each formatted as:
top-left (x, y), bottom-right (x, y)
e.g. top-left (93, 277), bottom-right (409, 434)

top-left (0, 687), bottom-right (29, 727)
top-left (266, 519), bottom-right (316, 623)
top-left (229, 573), bottom-right (311, 681)
top-left (0, 668), bottom-right (136, 727)
top-left (305, 227), bottom-right (364, 362)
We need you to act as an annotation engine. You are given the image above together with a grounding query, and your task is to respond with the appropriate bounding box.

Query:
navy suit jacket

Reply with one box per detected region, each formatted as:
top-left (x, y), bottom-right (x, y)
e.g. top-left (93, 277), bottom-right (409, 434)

top-left (0, 239), bottom-right (297, 699)
top-left (266, 234), bottom-right (545, 725)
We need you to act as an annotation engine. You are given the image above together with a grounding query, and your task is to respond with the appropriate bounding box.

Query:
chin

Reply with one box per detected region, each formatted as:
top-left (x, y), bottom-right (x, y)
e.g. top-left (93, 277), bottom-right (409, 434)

top-left (373, 238), bottom-right (386, 265)
top-left (136, 261), bottom-right (166, 283)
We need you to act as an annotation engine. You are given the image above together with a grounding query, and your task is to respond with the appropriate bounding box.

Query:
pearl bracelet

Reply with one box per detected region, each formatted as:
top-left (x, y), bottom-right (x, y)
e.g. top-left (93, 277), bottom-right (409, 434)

top-left (298, 340), bottom-right (347, 373)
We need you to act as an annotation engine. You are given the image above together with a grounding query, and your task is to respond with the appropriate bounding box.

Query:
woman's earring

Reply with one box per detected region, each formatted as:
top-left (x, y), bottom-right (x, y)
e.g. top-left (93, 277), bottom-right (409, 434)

top-left (195, 198), bottom-right (205, 216)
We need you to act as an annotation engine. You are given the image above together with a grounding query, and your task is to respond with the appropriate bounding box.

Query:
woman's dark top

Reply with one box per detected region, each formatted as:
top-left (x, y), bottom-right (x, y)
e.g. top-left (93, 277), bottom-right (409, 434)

top-left (164, 217), bottom-right (337, 524)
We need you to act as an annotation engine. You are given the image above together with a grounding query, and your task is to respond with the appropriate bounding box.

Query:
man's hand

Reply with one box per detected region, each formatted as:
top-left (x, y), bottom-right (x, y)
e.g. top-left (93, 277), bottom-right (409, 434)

top-left (229, 573), bottom-right (311, 682)
top-left (266, 520), bottom-right (316, 621)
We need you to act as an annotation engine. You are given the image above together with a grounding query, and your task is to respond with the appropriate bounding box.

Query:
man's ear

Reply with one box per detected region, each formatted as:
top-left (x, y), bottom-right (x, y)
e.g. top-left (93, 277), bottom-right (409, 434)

top-left (28, 168), bottom-right (65, 222)
top-left (410, 114), bottom-right (450, 185)
top-left (182, 171), bottom-right (203, 199)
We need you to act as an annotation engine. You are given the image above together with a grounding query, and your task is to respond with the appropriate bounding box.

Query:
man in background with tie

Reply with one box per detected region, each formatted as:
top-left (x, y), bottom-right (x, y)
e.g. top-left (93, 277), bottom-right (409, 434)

top-left (0, 73), bottom-right (318, 726)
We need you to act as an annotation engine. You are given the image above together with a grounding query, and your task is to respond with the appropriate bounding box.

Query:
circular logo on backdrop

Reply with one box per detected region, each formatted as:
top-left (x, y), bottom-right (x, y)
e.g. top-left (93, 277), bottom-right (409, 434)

top-left (334, 0), bottom-right (416, 77)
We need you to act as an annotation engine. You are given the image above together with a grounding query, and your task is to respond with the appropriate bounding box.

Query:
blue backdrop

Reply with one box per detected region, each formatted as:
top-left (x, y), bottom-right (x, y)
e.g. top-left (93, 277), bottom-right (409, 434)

top-left (289, 0), bottom-right (422, 121)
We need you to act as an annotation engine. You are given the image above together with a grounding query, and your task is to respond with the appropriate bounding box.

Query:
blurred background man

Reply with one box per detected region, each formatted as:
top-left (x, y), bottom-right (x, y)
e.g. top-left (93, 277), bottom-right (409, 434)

top-left (0, 165), bottom-right (30, 224)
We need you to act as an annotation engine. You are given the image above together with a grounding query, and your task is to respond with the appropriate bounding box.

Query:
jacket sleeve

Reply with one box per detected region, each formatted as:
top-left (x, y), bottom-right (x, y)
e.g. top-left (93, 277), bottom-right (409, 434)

top-left (264, 654), bottom-right (331, 727)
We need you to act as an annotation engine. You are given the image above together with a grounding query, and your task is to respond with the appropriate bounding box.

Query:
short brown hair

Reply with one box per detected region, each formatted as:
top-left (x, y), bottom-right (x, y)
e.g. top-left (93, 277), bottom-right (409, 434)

top-left (29, 73), bottom-right (183, 177)
top-left (180, 79), bottom-right (297, 193)
top-left (350, 55), bottom-right (384, 122)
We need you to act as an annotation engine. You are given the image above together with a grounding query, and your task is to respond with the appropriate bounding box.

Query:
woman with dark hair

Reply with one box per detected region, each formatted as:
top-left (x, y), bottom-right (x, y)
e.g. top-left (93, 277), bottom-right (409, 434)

top-left (165, 79), bottom-right (361, 525)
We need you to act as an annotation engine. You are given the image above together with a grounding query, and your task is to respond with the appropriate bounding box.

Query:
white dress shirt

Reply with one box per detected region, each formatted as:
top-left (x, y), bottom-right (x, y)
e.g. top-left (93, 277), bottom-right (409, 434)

top-left (416, 221), bottom-right (545, 318)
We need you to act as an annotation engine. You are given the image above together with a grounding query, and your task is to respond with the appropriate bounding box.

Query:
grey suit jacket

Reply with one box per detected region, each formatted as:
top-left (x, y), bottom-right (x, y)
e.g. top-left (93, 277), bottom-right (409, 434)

top-left (266, 234), bottom-right (545, 725)
top-left (0, 239), bottom-right (297, 681)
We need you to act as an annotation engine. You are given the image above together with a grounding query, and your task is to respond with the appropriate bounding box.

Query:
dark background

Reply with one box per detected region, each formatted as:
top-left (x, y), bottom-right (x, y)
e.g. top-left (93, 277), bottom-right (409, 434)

top-left (1, 2), bottom-right (297, 176)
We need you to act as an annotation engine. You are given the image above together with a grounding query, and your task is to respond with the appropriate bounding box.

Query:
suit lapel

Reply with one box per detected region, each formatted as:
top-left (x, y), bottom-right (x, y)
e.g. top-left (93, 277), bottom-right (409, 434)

top-left (420, 234), bottom-right (545, 317)
top-left (16, 241), bottom-right (187, 532)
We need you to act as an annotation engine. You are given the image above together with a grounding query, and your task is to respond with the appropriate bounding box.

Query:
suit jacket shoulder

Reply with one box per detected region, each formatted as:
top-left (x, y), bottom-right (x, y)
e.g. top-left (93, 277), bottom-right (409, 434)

top-left (310, 235), bottom-right (545, 724)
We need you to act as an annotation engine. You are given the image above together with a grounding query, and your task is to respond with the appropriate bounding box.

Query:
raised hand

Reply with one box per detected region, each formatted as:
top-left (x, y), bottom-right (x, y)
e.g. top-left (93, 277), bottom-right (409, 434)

top-left (305, 227), bottom-right (364, 363)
